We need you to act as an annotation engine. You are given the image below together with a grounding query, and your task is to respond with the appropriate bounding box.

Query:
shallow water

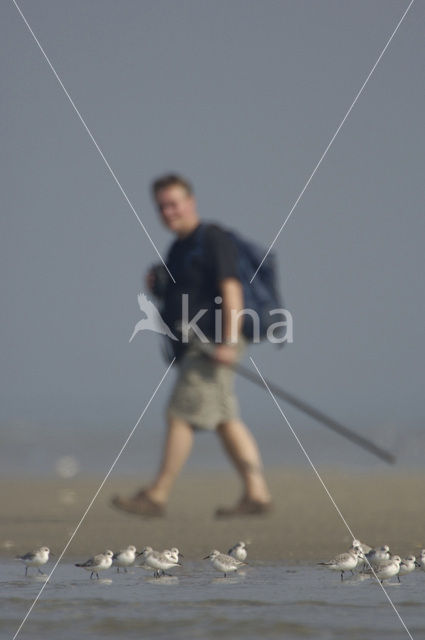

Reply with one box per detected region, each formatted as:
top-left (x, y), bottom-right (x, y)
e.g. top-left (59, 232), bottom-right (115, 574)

top-left (1, 560), bottom-right (424, 640)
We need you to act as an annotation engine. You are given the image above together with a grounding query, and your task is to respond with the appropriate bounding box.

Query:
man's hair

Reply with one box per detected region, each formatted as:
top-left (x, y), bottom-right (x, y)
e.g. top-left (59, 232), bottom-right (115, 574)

top-left (151, 173), bottom-right (193, 199)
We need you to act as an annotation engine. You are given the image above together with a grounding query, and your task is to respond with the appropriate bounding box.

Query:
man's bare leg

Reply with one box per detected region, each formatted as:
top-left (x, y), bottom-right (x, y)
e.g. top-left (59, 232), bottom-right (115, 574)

top-left (216, 419), bottom-right (271, 505)
top-left (111, 414), bottom-right (193, 515)
top-left (145, 414), bottom-right (194, 504)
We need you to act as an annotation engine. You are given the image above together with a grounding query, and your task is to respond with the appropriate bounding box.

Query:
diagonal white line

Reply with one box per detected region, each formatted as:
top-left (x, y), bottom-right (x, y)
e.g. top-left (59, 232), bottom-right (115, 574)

top-left (11, 0), bottom-right (175, 284)
top-left (250, 0), bottom-right (415, 283)
top-left (12, 357), bottom-right (176, 640)
top-left (10, 2), bottom-right (177, 636)
top-left (249, 356), bottom-right (414, 640)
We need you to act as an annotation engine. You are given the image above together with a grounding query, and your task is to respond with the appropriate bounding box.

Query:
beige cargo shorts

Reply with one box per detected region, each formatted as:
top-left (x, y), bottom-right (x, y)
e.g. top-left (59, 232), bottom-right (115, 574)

top-left (167, 337), bottom-right (246, 431)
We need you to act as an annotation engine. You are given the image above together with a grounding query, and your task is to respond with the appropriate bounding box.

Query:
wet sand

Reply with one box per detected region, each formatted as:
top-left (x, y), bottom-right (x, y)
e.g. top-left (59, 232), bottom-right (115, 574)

top-left (1, 468), bottom-right (423, 563)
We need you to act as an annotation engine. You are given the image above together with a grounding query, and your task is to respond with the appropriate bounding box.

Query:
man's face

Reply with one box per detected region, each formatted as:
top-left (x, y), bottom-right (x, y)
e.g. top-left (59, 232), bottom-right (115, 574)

top-left (155, 185), bottom-right (198, 235)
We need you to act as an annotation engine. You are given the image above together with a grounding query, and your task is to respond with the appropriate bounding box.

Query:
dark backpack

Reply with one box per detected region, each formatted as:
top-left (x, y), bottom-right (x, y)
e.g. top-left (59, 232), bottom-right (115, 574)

top-left (198, 223), bottom-right (284, 342)
top-left (227, 228), bottom-right (283, 341)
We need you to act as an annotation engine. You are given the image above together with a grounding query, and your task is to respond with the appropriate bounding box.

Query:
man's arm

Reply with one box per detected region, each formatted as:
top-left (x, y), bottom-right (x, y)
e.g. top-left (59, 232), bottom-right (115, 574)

top-left (213, 277), bottom-right (244, 364)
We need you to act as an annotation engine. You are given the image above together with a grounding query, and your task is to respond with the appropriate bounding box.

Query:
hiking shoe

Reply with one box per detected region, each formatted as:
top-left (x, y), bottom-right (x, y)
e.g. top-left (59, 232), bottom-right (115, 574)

top-left (111, 490), bottom-right (165, 517)
top-left (215, 498), bottom-right (273, 518)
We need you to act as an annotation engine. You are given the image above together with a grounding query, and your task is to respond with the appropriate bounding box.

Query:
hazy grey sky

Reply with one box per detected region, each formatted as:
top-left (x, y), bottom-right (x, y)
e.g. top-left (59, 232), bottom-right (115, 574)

top-left (1, 0), bottom-right (424, 472)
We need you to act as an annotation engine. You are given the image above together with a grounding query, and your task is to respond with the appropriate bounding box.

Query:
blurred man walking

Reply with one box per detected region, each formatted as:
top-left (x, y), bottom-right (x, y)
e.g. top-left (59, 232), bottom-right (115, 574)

top-left (112, 174), bottom-right (272, 517)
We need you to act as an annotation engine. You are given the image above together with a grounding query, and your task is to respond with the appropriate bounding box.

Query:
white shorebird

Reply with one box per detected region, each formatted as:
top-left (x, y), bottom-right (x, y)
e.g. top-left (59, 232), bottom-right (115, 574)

top-left (134, 546), bottom-right (152, 571)
top-left (17, 546), bottom-right (50, 576)
top-left (416, 549), bottom-right (425, 571)
top-left (398, 555), bottom-right (417, 582)
top-left (372, 556), bottom-right (402, 584)
top-left (75, 550), bottom-right (114, 579)
top-left (129, 293), bottom-right (177, 343)
top-left (138, 547), bottom-right (181, 577)
top-left (351, 539), bottom-right (372, 555)
top-left (364, 545), bottom-right (391, 566)
top-left (228, 541), bottom-right (247, 562)
top-left (318, 548), bottom-right (361, 581)
top-left (204, 550), bottom-right (245, 577)
top-left (169, 547), bottom-right (183, 564)
top-left (351, 539), bottom-right (372, 571)
top-left (136, 546), bottom-right (153, 570)
top-left (112, 545), bottom-right (137, 573)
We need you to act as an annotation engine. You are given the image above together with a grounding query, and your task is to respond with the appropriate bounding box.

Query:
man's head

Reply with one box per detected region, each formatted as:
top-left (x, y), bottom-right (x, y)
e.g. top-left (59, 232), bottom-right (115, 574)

top-left (151, 174), bottom-right (199, 237)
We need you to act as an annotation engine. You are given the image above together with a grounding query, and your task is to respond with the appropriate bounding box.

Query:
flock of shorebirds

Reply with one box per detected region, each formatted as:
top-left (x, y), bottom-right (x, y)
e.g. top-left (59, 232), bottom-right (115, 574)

top-left (15, 542), bottom-right (248, 579)
top-left (15, 539), bottom-right (425, 584)
top-left (318, 539), bottom-right (425, 584)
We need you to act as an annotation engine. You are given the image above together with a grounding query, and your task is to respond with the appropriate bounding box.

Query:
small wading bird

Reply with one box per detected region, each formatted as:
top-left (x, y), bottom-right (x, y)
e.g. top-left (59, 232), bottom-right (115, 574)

top-left (204, 550), bottom-right (245, 577)
top-left (137, 546), bottom-right (181, 577)
top-left (228, 541), bottom-right (247, 562)
top-left (350, 538), bottom-right (372, 554)
top-left (129, 293), bottom-right (177, 343)
top-left (75, 550), bottom-right (114, 579)
top-left (16, 546), bottom-right (50, 576)
top-left (112, 545), bottom-right (137, 573)
top-left (398, 555), bottom-right (417, 582)
top-left (169, 547), bottom-right (183, 564)
top-left (367, 556), bottom-right (402, 584)
top-left (364, 545), bottom-right (391, 566)
top-left (350, 539), bottom-right (372, 570)
top-left (318, 547), bottom-right (362, 581)
top-left (416, 549), bottom-right (425, 571)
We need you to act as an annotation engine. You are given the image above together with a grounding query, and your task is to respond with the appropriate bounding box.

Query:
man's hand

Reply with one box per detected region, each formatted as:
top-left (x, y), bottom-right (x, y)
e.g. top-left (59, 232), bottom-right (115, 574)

top-left (213, 343), bottom-right (238, 365)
